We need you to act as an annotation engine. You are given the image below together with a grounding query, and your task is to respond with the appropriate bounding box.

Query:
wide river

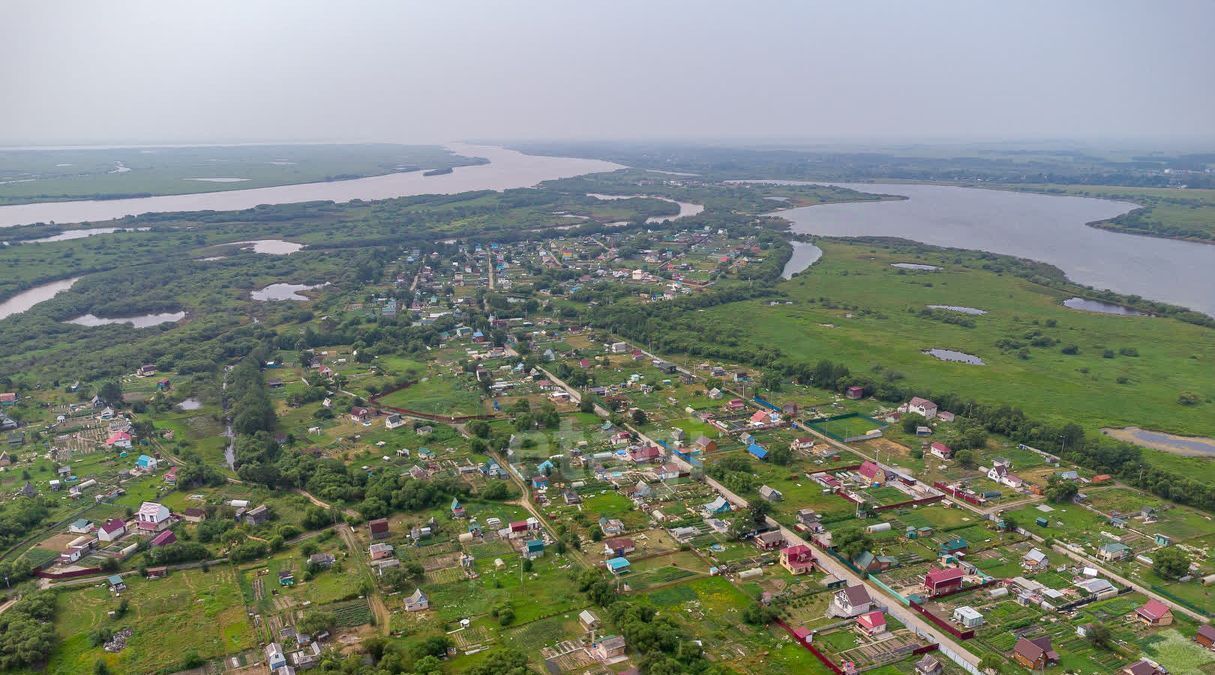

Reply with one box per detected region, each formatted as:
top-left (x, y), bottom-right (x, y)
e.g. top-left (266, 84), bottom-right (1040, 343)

top-left (775, 183), bottom-right (1215, 316)
top-left (0, 144), bottom-right (623, 228)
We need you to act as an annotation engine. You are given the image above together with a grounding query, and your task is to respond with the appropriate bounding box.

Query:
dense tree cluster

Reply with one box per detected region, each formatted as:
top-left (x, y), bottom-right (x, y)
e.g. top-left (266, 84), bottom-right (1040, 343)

top-left (0, 593), bottom-right (57, 669)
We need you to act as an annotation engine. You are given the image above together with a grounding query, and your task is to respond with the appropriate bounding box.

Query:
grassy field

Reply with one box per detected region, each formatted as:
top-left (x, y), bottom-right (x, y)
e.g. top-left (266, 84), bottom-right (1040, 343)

top-left (376, 373), bottom-right (485, 416)
top-left (48, 566), bottom-right (255, 674)
top-left (697, 240), bottom-right (1215, 474)
top-left (0, 144), bottom-right (484, 205)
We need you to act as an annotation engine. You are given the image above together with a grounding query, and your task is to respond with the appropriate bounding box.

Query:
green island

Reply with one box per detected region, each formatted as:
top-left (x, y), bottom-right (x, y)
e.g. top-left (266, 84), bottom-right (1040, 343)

top-left (0, 144), bottom-right (484, 205)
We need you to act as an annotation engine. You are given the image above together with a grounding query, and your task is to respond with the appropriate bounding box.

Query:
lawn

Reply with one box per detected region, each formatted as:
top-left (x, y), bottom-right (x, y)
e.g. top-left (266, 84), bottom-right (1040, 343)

top-left (48, 566), bottom-right (255, 674)
top-left (376, 373), bottom-right (485, 416)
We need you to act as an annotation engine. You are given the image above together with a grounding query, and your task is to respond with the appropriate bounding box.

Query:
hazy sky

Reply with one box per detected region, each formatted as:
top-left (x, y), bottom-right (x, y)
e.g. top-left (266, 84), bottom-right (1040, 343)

top-left (2, 0), bottom-right (1213, 145)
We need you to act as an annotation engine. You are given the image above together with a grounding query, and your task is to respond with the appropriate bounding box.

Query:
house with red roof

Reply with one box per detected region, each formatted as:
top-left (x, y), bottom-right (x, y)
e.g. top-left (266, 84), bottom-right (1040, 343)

top-left (858, 461), bottom-right (887, 485)
top-left (149, 529), bottom-right (176, 547)
top-left (163, 466), bottom-right (178, 484)
top-left (1195, 623), bottom-right (1215, 650)
top-left (780, 544), bottom-right (815, 575)
top-left (727, 398), bottom-right (745, 411)
top-left (629, 445), bottom-right (662, 464)
top-left (1135, 599), bottom-right (1174, 626)
top-left (98, 518), bottom-right (126, 542)
top-left (929, 442), bottom-right (953, 460)
top-left (106, 431), bottom-right (132, 449)
top-left (924, 567), bottom-right (965, 596)
top-left (603, 538), bottom-right (636, 557)
top-left (368, 518), bottom-right (390, 540)
top-left (1012, 636), bottom-right (1058, 671)
top-left (856, 610), bottom-right (887, 636)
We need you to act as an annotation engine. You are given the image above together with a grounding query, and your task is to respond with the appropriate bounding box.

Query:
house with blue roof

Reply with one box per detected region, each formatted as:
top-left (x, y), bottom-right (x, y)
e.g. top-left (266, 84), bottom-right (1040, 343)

top-left (606, 557), bottom-right (631, 575)
top-left (136, 454), bottom-right (158, 471)
top-left (525, 539), bottom-right (545, 558)
top-left (537, 459), bottom-right (555, 473)
top-left (747, 444), bottom-right (768, 460)
top-left (703, 496), bottom-right (731, 516)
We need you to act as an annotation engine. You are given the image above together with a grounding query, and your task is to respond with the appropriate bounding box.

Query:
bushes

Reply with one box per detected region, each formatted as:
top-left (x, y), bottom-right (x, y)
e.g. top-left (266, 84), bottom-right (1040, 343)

top-left (228, 540), bottom-right (270, 563)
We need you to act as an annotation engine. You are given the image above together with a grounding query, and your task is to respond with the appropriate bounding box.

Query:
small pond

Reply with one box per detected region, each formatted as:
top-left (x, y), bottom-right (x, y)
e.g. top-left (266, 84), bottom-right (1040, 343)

top-left (927, 305), bottom-right (987, 315)
top-left (178, 398), bottom-right (203, 411)
top-left (251, 283), bottom-right (322, 301)
top-left (67, 311), bottom-right (185, 328)
top-left (891, 262), bottom-right (940, 271)
top-left (1062, 297), bottom-right (1145, 316)
top-left (924, 348), bottom-right (985, 365)
top-left (229, 239), bottom-right (304, 255)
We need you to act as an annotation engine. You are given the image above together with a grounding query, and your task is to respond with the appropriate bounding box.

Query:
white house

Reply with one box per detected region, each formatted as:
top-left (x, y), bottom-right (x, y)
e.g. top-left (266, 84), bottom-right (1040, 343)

top-left (829, 584), bottom-right (874, 618)
top-left (953, 606), bottom-right (984, 629)
top-left (907, 397), bottom-right (938, 420)
top-left (136, 501), bottom-right (171, 532)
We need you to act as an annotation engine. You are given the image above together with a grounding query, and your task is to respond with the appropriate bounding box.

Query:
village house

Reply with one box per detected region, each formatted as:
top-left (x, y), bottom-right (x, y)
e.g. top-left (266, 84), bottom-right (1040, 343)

top-left (791, 437), bottom-right (815, 451)
top-left (149, 529), bottom-right (176, 547)
top-left (924, 567), bottom-right (965, 596)
top-left (1022, 548), bottom-right (1049, 572)
top-left (136, 501), bottom-right (171, 532)
top-left (1195, 624), bottom-right (1215, 650)
top-left (857, 460), bottom-right (887, 485)
top-left (829, 584), bottom-right (874, 618)
top-left (309, 552), bottom-right (336, 568)
top-left (693, 435), bottom-right (717, 453)
top-left (369, 543), bottom-right (395, 560)
top-left (953, 606), bottom-right (984, 628)
top-left (929, 442), bottom-right (953, 460)
top-left (754, 530), bottom-right (784, 551)
top-left (69, 518), bottom-right (95, 534)
top-left (846, 386), bottom-right (865, 400)
top-left (856, 610), bottom-right (887, 636)
top-left (182, 507), bottom-right (206, 523)
top-left (603, 538), bottom-right (635, 557)
top-left (906, 397), bottom-right (938, 419)
top-left (1098, 542), bottom-right (1133, 562)
top-left (244, 504), bottom-right (270, 526)
top-left (758, 485), bottom-right (783, 502)
top-left (60, 535), bottom-right (95, 563)
top-left (702, 496), bottom-right (731, 517)
top-left (914, 654), bottom-right (943, 675)
top-left (796, 508), bottom-right (824, 533)
top-left (606, 557), bottom-right (631, 575)
top-left (1134, 599), bottom-right (1174, 626)
top-left (107, 431), bottom-right (133, 450)
top-left (404, 588), bottom-right (428, 612)
top-left (265, 643), bottom-right (287, 671)
top-left (385, 414), bottom-right (406, 430)
top-left (349, 406), bottom-right (373, 423)
top-left (1012, 636), bottom-right (1059, 671)
top-left (369, 518), bottom-right (390, 540)
top-left (98, 518), bottom-right (126, 542)
top-left (629, 445), bottom-right (661, 463)
top-left (1121, 659), bottom-right (1167, 675)
top-left (579, 609), bottom-right (600, 631)
top-left (591, 635), bottom-right (627, 661)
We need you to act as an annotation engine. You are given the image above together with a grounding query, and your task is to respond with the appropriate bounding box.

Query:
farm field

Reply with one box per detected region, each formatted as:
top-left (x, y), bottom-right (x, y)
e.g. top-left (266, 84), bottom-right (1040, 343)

top-left (47, 567), bottom-right (255, 674)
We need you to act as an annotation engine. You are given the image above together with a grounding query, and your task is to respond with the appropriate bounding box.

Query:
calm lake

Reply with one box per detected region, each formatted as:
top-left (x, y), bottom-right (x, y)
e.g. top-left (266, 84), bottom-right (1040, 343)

top-left (67, 311), bottom-right (186, 328)
top-left (774, 183), bottom-right (1215, 316)
top-left (0, 278), bottom-right (79, 320)
top-left (251, 283), bottom-right (322, 301)
top-left (781, 241), bottom-right (823, 279)
top-left (0, 145), bottom-right (622, 228)
top-left (585, 193), bottom-right (705, 223)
